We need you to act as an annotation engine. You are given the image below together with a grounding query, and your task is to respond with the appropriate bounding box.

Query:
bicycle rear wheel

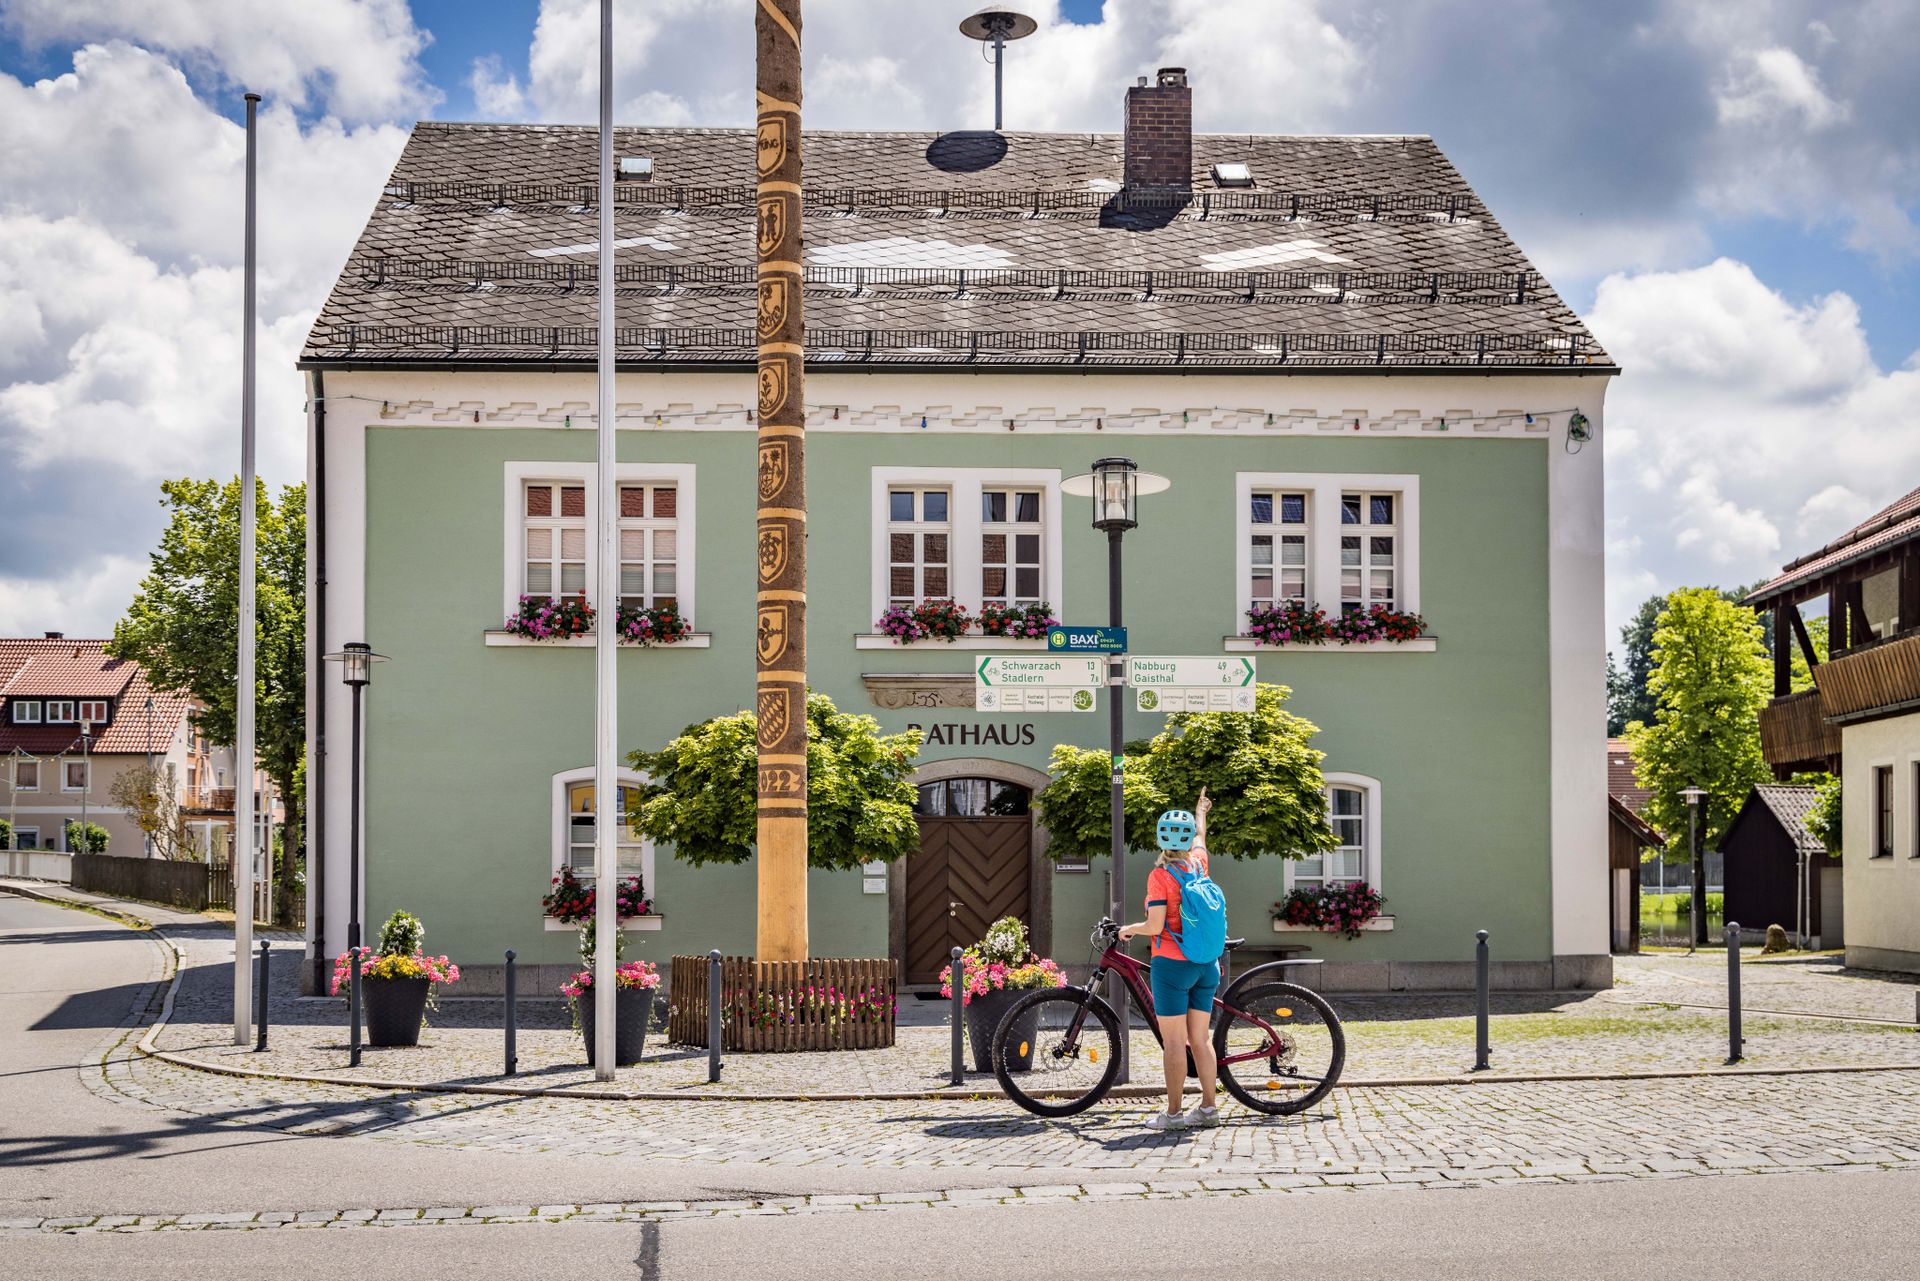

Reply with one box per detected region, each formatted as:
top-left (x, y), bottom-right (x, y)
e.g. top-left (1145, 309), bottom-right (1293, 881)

top-left (992, 987), bottom-right (1123, 1118)
top-left (1212, 980), bottom-right (1344, 1115)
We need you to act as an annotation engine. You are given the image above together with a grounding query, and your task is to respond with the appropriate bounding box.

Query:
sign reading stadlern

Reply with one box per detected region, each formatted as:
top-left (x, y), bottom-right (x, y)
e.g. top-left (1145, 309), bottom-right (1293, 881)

top-left (1127, 656), bottom-right (1256, 713)
top-left (975, 655), bottom-right (1102, 713)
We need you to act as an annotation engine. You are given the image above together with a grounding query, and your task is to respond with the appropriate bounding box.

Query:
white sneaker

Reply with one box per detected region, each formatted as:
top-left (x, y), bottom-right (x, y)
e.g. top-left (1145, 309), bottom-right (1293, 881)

top-left (1142, 1110), bottom-right (1188, 1132)
top-left (1182, 1104), bottom-right (1222, 1128)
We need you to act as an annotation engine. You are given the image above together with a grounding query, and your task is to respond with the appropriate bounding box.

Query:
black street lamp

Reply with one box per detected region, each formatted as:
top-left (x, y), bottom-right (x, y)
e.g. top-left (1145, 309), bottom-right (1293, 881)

top-left (323, 641), bottom-right (388, 1067)
top-left (1681, 785), bottom-right (1707, 951)
top-left (1063, 456), bottom-right (1169, 1083)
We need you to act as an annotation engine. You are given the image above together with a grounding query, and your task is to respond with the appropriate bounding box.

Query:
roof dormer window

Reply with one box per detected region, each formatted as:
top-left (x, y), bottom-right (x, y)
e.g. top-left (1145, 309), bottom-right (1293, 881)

top-left (11, 700), bottom-right (41, 724)
top-left (79, 700), bottom-right (109, 727)
top-left (46, 700), bottom-right (75, 723)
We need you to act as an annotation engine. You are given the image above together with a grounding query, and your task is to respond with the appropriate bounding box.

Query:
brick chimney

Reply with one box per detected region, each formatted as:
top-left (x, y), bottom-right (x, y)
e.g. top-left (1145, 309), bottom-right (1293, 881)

top-left (43, 631), bottom-right (63, 640)
top-left (1124, 67), bottom-right (1192, 193)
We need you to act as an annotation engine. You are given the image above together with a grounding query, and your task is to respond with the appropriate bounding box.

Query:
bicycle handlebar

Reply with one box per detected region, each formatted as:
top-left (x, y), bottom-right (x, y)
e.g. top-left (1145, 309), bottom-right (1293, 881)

top-left (1090, 917), bottom-right (1120, 950)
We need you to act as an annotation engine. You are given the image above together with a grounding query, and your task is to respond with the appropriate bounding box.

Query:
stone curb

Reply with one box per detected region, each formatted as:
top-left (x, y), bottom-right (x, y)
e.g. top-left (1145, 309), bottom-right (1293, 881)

top-left (0, 881), bottom-right (158, 931)
top-left (8, 1158), bottom-right (1920, 1234)
top-left (17, 888), bottom-right (1920, 1106)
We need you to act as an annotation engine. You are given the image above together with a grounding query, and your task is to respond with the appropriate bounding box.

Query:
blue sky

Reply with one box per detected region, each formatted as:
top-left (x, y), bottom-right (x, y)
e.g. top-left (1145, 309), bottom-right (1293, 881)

top-left (1, 1), bottom-right (1917, 643)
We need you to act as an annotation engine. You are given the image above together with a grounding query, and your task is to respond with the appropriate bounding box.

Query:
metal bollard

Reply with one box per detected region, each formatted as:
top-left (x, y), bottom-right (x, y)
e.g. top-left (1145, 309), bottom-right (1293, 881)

top-left (950, 946), bottom-right (965, 1085)
top-left (349, 945), bottom-right (363, 1068)
top-left (503, 949), bottom-right (518, 1077)
top-left (1472, 929), bottom-right (1491, 1072)
top-left (707, 949), bottom-right (722, 1084)
top-left (1726, 921), bottom-right (1743, 1064)
top-left (254, 939), bottom-right (270, 1052)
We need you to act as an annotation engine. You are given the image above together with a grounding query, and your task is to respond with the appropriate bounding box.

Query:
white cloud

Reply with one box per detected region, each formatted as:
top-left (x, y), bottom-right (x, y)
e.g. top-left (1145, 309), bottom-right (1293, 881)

top-left (1716, 47), bottom-right (1848, 129)
top-left (0, 0), bottom-right (436, 122)
top-left (1592, 257), bottom-right (1920, 641)
top-left (0, 554), bottom-right (145, 641)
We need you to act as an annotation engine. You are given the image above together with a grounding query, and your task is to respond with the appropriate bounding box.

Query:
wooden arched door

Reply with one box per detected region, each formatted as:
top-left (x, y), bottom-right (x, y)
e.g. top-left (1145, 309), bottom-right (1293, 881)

top-left (904, 778), bottom-right (1033, 984)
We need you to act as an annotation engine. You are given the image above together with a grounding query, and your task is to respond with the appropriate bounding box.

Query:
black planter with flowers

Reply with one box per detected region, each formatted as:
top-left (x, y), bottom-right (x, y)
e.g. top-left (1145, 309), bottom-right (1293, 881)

top-left (577, 986), bottom-right (654, 1065)
top-left (965, 987), bottom-right (1041, 1073)
top-left (330, 909), bottom-right (461, 1050)
top-left (943, 917), bottom-right (1065, 1074)
top-left (364, 977), bottom-right (432, 1048)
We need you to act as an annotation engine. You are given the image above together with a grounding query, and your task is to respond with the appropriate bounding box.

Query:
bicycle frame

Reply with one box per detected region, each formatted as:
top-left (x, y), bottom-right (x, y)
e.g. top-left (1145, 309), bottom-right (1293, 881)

top-left (1077, 939), bottom-right (1293, 1073)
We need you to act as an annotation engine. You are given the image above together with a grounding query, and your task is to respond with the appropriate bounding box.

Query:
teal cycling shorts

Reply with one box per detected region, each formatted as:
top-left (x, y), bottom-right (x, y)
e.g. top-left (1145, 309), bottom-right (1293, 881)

top-left (1148, 955), bottom-right (1219, 1018)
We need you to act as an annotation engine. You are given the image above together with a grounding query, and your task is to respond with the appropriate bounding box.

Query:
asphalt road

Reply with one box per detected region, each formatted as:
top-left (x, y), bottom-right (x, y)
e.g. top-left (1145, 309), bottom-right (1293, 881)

top-left (6, 892), bottom-right (1920, 1280)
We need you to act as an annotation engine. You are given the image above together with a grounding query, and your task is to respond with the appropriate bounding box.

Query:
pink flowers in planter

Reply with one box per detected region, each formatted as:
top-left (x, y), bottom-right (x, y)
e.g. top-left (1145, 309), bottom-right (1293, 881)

top-left (978, 601), bottom-right (1060, 639)
top-left (616, 601), bottom-right (692, 646)
top-left (1274, 881), bottom-right (1387, 939)
top-left (874, 600), bottom-right (1061, 643)
top-left (328, 950), bottom-right (460, 995)
top-left (543, 865), bottom-right (653, 924)
top-left (505, 594), bottom-right (594, 640)
top-left (559, 959), bottom-right (660, 999)
top-left (1244, 601), bottom-right (1426, 646)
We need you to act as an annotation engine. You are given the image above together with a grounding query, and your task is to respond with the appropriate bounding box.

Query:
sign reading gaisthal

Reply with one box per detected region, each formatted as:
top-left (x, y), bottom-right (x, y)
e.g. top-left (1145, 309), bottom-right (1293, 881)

top-left (301, 66), bottom-right (1616, 993)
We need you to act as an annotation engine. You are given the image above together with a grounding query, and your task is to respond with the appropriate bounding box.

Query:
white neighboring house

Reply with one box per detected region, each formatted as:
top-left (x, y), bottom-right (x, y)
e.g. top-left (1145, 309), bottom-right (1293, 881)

top-left (1750, 486), bottom-right (1920, 974)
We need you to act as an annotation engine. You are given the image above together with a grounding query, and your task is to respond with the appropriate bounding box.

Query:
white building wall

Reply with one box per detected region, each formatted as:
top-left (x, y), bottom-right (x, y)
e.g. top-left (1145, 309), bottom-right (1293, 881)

top-left (1840, 711), bottom-right (1920, 973)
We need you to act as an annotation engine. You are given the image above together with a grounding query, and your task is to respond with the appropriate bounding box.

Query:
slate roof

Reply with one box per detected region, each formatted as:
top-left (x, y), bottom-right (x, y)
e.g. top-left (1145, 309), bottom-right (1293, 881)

top-left (1606, 737), bottom-right (1651, 814)
top-left (1747, 484), bottom-right (1920, 606)
top-left (1746, 784), bottom-right (1827, 855)
top-left (0, 639), bottom-right (192, 755)
top-left (302, 124), bottom-right (1611, 373)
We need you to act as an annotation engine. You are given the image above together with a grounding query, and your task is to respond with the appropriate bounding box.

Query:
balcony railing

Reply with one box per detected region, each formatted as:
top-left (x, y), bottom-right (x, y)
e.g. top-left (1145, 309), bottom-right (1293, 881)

top-left (181, 786), bottom-right (237, 813)
top-left (1758, 688), bottom-right (1840, 771)
top-left (1814, 630), bottom-right (1920, 721)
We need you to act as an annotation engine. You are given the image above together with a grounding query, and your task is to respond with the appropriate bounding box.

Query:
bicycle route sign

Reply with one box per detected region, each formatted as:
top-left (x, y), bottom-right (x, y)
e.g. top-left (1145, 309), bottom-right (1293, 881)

top-left (974, 655), bottom-right (1102, 713)
top-left (1127, 656), bottom-right (1256, 713)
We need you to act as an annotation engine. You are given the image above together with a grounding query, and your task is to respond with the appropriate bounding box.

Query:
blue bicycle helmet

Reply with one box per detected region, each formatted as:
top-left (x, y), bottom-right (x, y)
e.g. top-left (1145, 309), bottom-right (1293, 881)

top-left (1157, 809), bottom-right (1197, 852)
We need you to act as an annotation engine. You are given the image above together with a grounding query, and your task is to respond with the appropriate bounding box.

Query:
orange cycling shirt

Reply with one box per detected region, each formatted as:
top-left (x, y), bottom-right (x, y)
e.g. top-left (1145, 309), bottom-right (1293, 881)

top-left (1145, 846), bottom-right (1210, 961)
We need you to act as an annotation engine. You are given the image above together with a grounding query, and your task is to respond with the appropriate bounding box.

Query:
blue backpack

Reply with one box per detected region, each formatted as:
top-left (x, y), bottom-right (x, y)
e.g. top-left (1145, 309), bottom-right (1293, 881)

top-left (1168, 861), bottom-right (1228, 965)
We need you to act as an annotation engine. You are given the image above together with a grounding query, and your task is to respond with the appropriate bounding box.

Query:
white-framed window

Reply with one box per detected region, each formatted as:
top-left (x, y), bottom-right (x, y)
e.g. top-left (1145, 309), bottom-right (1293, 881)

top-left (11, 826), bottom-right (38, 850)
top-left (12, 759), bottom-right (38, 792)
top-left (46, 701), bottom-right (75, 723)
top-left (1286, 772), bottom-right (1383, 892)
top-left (78, 699), bottom-right (108, 726)
top-left (503, 462), bottom-right (698, 625)
top-left (870, 468), bottom-right (1064, 620)
top-left (887, 487), bottom-right (952, 607)
top-left (618, 483), bottom-right (680, 611)
top-left (551, 766), bottom-right (656, 894)
top-left (1235, 473), bottom-right (1419, 627)
top-left (1340, 491), bottom-right (1400, 613)
top-left (1249, 490), bottom-right (1309, 608)
top-left (981, 488), bottom-right (1045, 607)
top-left (12, 700), bottom-right (41, 724)
top-left (521, 480), bottom-right (587, 599)
top-left (64, 759), bottom-right (88, 792)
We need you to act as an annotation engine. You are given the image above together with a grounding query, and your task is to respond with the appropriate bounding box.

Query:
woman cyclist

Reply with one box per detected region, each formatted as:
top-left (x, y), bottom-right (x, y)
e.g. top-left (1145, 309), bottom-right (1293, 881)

top-left (1118, 787), bottom-right (1221, 1130)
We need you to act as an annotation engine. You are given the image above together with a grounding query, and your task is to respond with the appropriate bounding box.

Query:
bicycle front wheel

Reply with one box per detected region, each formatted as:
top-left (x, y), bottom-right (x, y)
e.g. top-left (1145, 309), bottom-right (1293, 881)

top-left (1213, 980), bottom-right (1344, 1115)
top-left (992, 987), bottom-right (1123, 1118)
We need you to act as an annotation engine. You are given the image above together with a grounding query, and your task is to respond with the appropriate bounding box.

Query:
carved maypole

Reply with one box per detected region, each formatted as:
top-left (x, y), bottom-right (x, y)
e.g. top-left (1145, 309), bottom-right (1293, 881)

top-left (754, 0), bottom-right (808, 962)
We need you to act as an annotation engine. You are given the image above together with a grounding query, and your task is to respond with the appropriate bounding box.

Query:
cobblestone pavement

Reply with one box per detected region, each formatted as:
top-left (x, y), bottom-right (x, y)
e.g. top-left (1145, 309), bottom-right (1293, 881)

top-left (1613, 950), bottom-right (1920, 1022)
top-left (151, 931), bottom-right (1920, 1098)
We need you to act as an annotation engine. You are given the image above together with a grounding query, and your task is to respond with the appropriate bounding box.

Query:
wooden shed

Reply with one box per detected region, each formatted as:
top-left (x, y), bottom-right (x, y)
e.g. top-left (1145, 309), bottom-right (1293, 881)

top-left (1608, 795), bottom-right (1663, 953)
top-left (1719, 785), bottom-right (1841, 947)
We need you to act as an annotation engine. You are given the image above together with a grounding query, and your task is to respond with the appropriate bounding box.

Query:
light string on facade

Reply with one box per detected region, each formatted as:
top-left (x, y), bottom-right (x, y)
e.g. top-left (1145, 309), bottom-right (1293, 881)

top-left (306, 393), bottom-right (1592, 436)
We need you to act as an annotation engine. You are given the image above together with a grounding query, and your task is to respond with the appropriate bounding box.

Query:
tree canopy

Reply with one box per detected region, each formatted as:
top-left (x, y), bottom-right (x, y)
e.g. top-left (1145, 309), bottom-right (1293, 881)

top-left (1624, 588), bottom-right (1772, 849)
top-left (1035, 683), bottom-right (1339, 865)
top-left (628, 693), bottom-right (923, 871)
top-left (109, 478), bottom-right (306, 881)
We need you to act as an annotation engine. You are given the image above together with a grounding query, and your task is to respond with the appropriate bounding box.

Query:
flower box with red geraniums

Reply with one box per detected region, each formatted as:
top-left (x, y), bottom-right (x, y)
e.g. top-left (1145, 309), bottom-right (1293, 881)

top-left (978, 601), bottom-right (1060, 640)
top-left (542, 864), bottom-right (653, 925)
top-left (328, 948), bottom-right (461, 993)
top-left (1244, 601), bottom-right (1427, 646)
top-left (873, 599), bottom-right (975, 644)
top-left (616, 601), bottom-right (692, 647)
top-left (1272, 882), bottom-right (1388, 939)
top-left (506, 594), bottom-right (594, 640)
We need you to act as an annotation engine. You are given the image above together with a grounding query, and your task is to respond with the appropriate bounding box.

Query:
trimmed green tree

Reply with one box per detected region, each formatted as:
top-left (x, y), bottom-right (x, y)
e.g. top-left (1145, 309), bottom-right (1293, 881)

top-left (1624, 588), bottom-right (1772, 850)
top-left (629, 693), bottom-right (923, 871)
top-left (1806, 776), bottom-right (1843, 857)
top-left (109, 478), bottom-right (306, 912)
top-left (1035, 683), bottom-right (1338, 866)
top-left (64, 821), bottom-right (110, 853)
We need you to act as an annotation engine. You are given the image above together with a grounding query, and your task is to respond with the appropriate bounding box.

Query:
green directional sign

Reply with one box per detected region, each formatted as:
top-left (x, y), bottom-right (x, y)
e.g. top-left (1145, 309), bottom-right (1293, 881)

top-left (975, 655), bottom-right (1102, 713)
top-left (1126, 656), bottom-right (1255, 688)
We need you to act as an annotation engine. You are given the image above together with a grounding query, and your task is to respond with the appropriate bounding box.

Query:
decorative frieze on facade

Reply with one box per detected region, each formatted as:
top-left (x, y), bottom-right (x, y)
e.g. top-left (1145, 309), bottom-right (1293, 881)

top-left (860, 673), bottom-right (976, 710)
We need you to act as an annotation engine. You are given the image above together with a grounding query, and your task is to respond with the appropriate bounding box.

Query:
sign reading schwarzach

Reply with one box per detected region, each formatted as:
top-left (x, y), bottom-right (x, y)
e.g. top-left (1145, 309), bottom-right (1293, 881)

top-left (975, 655), bottom-right (1102, 714)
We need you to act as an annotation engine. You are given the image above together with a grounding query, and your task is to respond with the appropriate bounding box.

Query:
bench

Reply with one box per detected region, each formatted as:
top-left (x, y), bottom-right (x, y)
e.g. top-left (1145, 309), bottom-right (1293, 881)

top-left (1222, 937), bottom-right (1314, 983)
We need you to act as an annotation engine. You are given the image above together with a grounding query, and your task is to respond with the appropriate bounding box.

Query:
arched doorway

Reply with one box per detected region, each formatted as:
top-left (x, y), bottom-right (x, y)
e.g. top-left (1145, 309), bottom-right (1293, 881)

top-left (894, 759), bottom-right (1051, 985)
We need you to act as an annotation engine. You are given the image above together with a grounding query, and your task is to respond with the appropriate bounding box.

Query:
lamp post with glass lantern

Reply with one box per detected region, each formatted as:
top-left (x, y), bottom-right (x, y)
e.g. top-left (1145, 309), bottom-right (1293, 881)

top-left (323, 642), bottom-right (388, 1066)
top-left (1061, 457), bottom-right (1170, 1084)
top-left (1681, 785), bottom-right (1707, 950)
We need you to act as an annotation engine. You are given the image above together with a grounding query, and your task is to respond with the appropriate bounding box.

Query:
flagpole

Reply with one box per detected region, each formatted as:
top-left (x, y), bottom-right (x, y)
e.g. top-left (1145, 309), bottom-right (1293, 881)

top-left (234, 90), bottom-right (260, 1045)
top-left (592, 0), bottom-right (619, 1079)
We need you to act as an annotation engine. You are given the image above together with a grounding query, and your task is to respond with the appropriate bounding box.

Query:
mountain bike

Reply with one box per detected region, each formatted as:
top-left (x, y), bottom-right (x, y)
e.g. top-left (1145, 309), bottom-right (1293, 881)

top-left (990, 916), bottom-right (1345, 1118)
